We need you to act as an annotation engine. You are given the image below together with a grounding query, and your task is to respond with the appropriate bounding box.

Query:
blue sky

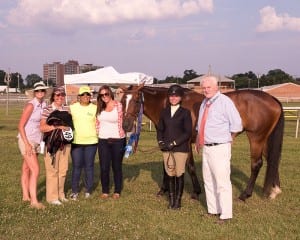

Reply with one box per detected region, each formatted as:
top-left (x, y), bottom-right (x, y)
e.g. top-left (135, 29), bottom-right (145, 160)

top-left (0, 0), bottom-right (299, 80)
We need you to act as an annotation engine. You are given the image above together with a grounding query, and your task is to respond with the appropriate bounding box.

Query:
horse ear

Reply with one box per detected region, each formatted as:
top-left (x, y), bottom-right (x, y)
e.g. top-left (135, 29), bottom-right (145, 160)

top-left (118, 85), bottom-right (127, 92)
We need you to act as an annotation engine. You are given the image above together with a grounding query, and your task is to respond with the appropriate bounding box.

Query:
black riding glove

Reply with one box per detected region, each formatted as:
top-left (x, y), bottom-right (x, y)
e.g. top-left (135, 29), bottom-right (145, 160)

top-left (166, 141), bottom-right (176, 151)
top-left (158, 141), bottom-right (168, 151)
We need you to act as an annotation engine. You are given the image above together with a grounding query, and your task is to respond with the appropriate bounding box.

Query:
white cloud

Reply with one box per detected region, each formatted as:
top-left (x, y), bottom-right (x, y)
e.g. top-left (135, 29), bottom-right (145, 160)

top-left (257, 6), bottom-right (300, 32)
top-left (6, 0), bottom-right (213, 28)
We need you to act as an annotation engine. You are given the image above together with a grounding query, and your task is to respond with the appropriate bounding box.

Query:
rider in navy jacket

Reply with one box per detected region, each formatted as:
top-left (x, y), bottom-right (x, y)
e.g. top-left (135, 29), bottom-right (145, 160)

top-left (157, 105), bottom-right (192, 152)
top-left (157, 85), bottom-right (192, 209)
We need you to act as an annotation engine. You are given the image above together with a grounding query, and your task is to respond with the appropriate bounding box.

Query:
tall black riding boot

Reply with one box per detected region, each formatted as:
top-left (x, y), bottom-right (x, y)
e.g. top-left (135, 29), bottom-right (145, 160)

top-left (168, 176), bottom-right (176, 209)
top-left (173, 174), bottom-right (184, 209)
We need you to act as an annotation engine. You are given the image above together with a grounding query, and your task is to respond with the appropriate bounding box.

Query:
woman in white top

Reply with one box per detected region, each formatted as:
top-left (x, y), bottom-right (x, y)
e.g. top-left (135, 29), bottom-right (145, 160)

top-left (18, 81), bottom-right (49, 209)
top-left (96, 85), bottom-right (126, 199)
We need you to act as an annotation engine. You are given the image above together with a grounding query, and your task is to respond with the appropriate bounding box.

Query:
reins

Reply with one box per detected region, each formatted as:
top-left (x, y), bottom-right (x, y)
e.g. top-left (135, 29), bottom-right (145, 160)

top-left (166, 151), bottom-right (176, 171)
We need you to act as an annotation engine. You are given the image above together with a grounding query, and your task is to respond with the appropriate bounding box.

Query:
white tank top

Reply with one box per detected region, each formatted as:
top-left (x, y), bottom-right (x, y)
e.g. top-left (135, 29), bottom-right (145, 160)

top-left (97, 108), bottom-right (120, 139)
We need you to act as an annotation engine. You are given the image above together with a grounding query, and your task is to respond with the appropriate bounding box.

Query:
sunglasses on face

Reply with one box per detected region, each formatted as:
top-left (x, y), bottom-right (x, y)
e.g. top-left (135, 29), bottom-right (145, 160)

top-left (79, 93), bottom-right (91, 97)
top-left (34, 89), bottom-right (46, 93)
top-left (99, 92), bottom-right (110, 98)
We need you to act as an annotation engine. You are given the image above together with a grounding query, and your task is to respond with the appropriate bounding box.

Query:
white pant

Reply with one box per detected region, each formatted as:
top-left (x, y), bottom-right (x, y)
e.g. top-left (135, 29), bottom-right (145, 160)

top-left (202, 143), bottom-right (232, 219)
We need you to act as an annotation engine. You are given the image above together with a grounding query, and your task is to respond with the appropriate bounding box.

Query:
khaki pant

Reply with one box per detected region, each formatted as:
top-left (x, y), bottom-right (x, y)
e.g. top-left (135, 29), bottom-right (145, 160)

top-left (44, 145), bottom-right (71, 202)
top-left (162, 152), bottom-right (188, 177)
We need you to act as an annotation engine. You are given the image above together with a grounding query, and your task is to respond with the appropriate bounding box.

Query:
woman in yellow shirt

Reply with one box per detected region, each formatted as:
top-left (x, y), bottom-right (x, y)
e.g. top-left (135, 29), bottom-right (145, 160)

top-left (69, 86), bottom-right (98, 200)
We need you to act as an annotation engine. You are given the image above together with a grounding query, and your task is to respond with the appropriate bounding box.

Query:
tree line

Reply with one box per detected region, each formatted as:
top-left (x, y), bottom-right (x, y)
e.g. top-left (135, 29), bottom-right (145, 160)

top-left (0, 68), bottom-right (299, 92)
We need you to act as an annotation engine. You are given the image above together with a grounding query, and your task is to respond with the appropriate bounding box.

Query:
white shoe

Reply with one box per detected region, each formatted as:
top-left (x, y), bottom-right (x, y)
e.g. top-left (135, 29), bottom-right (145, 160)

top-left (50, 200), bottom-right (62, 205)
top-left (85, 193), bottom-right (91, 199)
top-left (70, 193), bottom-right (79, 201)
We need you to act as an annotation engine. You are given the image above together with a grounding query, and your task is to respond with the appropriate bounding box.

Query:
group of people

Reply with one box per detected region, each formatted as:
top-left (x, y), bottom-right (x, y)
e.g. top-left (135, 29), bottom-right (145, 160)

top-left (18, 75), bottom-right (242, 224)
top-left (157, 76), bottom-right (242, 224)
top-left (18, 82), bottom-right (125, 209)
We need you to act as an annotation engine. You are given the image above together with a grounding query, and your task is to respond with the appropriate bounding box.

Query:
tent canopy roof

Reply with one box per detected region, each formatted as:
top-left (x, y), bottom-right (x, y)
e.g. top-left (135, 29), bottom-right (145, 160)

top-left (64, 66), bottom-right (153, 85)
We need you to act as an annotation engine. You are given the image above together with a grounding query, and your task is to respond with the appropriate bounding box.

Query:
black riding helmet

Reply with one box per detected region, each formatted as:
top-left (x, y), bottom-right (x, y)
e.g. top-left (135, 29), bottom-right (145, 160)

top-left (167, 84), bottom-right (184, 97)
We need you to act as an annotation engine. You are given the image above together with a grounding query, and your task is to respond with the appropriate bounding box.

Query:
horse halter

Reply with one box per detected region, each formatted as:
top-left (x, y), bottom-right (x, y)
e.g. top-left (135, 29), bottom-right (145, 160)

top-left (123, 89), bottom-right (144, 120)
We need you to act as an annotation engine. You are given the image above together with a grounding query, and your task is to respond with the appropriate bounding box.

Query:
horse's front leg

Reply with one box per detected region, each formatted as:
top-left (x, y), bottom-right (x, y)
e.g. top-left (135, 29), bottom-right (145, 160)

top-left (156, 164), bottom-right (169, 197)
top-left (186, 149), bottom-right (201, 200)
top-left (239, 147), bottom-right (263, 201)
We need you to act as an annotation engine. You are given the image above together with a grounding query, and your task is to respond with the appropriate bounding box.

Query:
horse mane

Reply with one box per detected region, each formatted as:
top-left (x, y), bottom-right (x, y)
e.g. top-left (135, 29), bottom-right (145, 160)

top-left (142, 85), bottom-right (194, 95)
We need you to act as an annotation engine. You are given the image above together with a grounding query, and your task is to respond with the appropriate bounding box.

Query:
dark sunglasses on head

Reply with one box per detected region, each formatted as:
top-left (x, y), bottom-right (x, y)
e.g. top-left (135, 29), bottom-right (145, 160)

top-left (34, 89), bottom-right (46, 93)
top-left (54, 93), bottom-right (66, 97)
top-left (79, 92), bottom-right (91, 97)
top-left (99, 92), bottom-right (110, 98)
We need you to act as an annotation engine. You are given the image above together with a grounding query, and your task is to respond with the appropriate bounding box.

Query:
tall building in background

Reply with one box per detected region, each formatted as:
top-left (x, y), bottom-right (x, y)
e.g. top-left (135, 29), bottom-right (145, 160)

top-left (43, 60), bottom-right (103, 86)
top-left (80, 64), bottom-right (103, 73)
top-left (43, 62), bottom-right (64, 86)
top-left (64, 60), bottom-right (80, 75)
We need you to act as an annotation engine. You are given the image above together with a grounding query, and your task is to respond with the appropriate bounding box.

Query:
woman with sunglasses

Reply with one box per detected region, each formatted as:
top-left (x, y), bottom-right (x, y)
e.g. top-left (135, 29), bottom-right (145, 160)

top-left (96, 85), bottom-right (126, 199)
top-left (40, 86), bottom-right (72, 205)
top-left (18, 81), bottom-right (49, 209)
top-left (69, 86), bottom-right (98, 200)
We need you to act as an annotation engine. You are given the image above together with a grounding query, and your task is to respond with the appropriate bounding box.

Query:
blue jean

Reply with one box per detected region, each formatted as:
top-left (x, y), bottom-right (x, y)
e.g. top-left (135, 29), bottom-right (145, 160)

top-left (71, 144), bottom-right (97, 194)
top-left (98, 138), bottom-right (126, 194)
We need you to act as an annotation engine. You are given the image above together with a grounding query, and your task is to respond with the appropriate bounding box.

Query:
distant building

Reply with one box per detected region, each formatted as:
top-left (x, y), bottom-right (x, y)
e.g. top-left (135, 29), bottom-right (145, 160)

top-left (43, 60), bottom-right (103, 86)
top-left (80, 64), bottom-right (103, 73)
top-left (43, 62), bottom-right (64, 86)
top-left (64, 60), bottom-right (80, 75)
top-left (261, 82), bottom-right (300, 102)
top-left (188, 74), bottom-right (235, 93)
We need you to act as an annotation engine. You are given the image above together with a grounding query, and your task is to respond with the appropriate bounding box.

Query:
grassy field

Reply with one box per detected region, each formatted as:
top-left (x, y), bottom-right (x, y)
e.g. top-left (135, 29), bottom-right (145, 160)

top-left (0, 102), bottom-right (299, 240)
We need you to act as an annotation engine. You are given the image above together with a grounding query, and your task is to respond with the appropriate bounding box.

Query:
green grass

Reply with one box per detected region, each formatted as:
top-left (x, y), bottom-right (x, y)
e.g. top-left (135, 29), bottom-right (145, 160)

top-left (0, 103), bottom-right (299, 240)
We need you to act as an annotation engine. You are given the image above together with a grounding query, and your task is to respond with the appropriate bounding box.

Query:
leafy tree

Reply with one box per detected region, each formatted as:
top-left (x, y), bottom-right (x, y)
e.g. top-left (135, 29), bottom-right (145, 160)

top-left (231, 72), bottom-right (257, 89)
top-left (182, 69), bottom-right (198, 83)
top-left (8, 73), bottom-right (25, 90)
top-left (260, 69), bottom-right (294, 86)
top-left (0, 71), bottom-right (25, 91)
top-left (164, 76), bottom-right (177, 83)
top-left (232, 69), bottom-right (295, 89)
top-left (153, 77), bottom-right (159, 84)
top-left (0, 70), bottom-right (5, 85)
top-left (26, 74), bottom-right (43, 88)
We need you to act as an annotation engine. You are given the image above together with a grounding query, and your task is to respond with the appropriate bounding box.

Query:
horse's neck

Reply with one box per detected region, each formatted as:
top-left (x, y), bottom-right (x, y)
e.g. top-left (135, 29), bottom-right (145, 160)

top-left (142, 88), bottom-right (166, 126)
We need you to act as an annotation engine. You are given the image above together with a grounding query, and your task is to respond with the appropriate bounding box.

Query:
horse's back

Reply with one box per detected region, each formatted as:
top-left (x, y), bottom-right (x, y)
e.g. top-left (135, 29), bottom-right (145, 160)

top-left (225, 90), bottom-right (283, 133)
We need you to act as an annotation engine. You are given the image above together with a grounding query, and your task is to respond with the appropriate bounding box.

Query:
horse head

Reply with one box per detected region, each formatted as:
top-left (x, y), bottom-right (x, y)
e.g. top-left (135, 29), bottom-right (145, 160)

top-left (121, 83), bottom-right (145, 132)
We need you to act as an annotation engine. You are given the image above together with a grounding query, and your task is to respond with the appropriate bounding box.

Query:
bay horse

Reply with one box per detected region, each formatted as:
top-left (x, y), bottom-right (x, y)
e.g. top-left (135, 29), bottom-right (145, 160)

top-left (120, 85), bottom-right (284, 201)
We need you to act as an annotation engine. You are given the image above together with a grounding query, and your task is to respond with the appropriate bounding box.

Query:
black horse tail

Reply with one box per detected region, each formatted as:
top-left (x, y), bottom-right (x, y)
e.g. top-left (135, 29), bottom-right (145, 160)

top-left (264, 102), bottom-right (284, 196)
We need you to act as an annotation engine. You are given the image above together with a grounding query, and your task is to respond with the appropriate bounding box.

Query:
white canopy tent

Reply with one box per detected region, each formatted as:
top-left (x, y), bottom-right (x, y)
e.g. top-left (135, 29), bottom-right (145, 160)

top-left (64, 66), bottom-right (153, 85)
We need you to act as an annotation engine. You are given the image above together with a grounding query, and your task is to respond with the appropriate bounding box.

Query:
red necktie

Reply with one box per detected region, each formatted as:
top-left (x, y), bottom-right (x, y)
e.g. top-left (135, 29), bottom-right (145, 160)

top-left (197, 101), bottom-right (211, 148)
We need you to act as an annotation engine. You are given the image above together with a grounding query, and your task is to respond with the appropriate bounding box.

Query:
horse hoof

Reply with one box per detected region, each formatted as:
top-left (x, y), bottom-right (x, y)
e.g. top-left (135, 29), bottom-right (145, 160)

top-left (238, 195), bottom-right (247, 202)
top-left (237, 197), bottom-right (246, 202)
top-left (268, 186), bottom-right (282, 199)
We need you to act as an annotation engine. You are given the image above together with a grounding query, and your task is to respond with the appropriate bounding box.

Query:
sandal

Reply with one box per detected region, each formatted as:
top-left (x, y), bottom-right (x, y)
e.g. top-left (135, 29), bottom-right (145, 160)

top-left (100, 193), bottom-right (109, 199)
top-left (112, 193), bottom-right (120, 199)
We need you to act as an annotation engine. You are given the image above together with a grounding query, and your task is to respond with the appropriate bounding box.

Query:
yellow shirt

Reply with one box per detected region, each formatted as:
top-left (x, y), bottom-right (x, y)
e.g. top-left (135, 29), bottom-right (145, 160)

top-left (70, 102), bottom-right (98, 144)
